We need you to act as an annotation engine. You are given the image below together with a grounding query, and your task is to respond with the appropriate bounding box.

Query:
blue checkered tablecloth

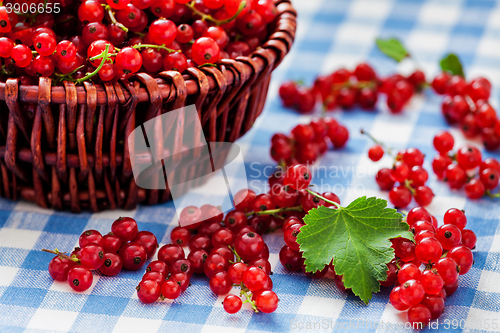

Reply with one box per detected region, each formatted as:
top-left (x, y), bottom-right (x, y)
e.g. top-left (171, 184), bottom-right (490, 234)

top-left (2, 0), bottom-right (500, 332)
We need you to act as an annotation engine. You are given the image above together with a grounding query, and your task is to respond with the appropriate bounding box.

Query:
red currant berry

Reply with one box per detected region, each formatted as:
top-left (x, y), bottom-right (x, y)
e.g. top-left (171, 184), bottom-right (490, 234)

top-left (67, 266), bottom-right (93, 292)
top-left (79, 230), bottom-right (103, 248)
top-left (368, 145), bottom-right (384, 162)
top-left (137, 279), bottom-right (160, 304)
top-left (461, 229), bottom-right (477, 250)
top-left (163, 51), bottom-right (188, 72)
top-left (132, 231), bottom-right (158, 259)
top-left (433, 131), bottom-right (454, 153)
top-left (407, 207), bottom-right (432, 226)
top-left (447, 245), bottom-right (473, 275)
top-left (111, 217), bottom-right (138, 242)
top-left (399, 279), bottom-right (425, 307)
top-left (204, 253), bottom-right (229, 278)
top-left (98, 253), bottom-right (123, 276)
top-left (432, 72), bottom-right (452, 94)
top-left (192, 37), bottom-right (220, 65)
top-left (234, 231), bottom-right (265, 261)
top-left (444, 279), bottom-right (459, 296)
top-left (223, 294), bottom-right (242, 314)
top-left (380, 261), bottom-right (398, 287)
top-left (436, 224), bottom-right (462, 251)
top-left (224, 210), bottom-right (247, 231)
top-left (408, 166), bottom-right (428, 187)
top-left (398, 263), bottom-right (421, 284)
top-left (170, 226), bottom-right (191, 246)
top-left (391, 161), bottom-right (409, 183)
top-left (465, 178), bottom-right (486, 199)
top-left (419, 268), bottom-right (444, 295)
top-left (283, 164), bottom-right (312, 190)
top-left (476, 103), bottom-right (497, 129)
top-left (209, 271), bottom-right (232, 295)
top-left (421, 294), bottom-right (445, 320)
top-left (254, 290), bottom-right (279, 313)
top-left (101, 234), bottom-right (122, 253)
top-left (457, 145), bottom-right (482, 170)
top-left (189, 234), bottom-right (212, 252)
top-left (0, 37), bottom-right (14, 58)
top-left (389, 285), bottom-right (410, 311)
top-left (433, 257), bottom-right (459, 285)
top-left (414, 186), bottom-right (434, 206)
top-left (389, 186), bottom-right (412, 208)
top-left (48, 256), bottom-right (77, 281)
top-left (393, 238), bottom-right (416, 262)
top-left (161, 279), bottom-right (181, 299)
top-left (444, 208), bottom-right (467, 230)
top-left (279, 81), bottom-right (298, 107)
top-left (407, 304), bottom-right (431, 326)
top-left (79, 243), bottom-right (105, 270)
top-left (33, 32), bottom-right (57, 56)
top-left (120, 242), bottom-right (147, 270)
top-left (179, 206), bottom-right (203, 230)
top-left (78, 0), bottom-right (105, 24)
top-left (480, 168), bottom-right (499, 189)
top-left (432, 155), bottom-right (453, 179)
top-left (415, 237), bottom-right (442, 264)
top-left (376, 168), bottom-right (395, 190)
top-left (445, 164), bottom-right (467, 189)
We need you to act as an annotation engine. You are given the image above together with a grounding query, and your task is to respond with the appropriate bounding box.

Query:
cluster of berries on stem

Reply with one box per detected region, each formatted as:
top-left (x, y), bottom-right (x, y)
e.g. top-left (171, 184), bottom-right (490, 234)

top-left (432, 130), bottom-right (500, 200)
top-left (432, 73), bottom-right (499, 151)
top-left (362, 129), bottom-right (434, 208)
top-left (389, 206), bottom-right (475, 327)
top-left (271, 117), bottom-right (349, 167)
top-left (278, 63), bottom-right (426, 114)
top-left (44, 217), bottom-right (158, 292)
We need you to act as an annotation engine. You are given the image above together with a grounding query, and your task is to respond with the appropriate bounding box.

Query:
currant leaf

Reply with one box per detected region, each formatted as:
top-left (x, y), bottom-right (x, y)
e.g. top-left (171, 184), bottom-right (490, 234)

top-left (297, 196), bottom-right (413, 304)
top-left (375, 38), bottom-right (409, 62)
top-left (440, 53), bottom-right (464, 77)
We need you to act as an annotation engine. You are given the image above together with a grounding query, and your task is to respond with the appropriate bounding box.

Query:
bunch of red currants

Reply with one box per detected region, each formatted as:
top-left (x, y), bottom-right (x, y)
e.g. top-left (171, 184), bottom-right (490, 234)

top-left (364, 131), bottom-right (434, 208)
top-left (432, 73), bottom-right (499, 151)
top-left (432, 131), bottom-right (500, 200)
top-left (0, 0), bottom-right (277, 84)
top-left (271, 117), bottom-right (349, 166)
top-left (278, 63), bottom-right (426, 114)
top-left (389, 206), bottom-right (475, 326)
top-left (46, 217), bottom-right (158, 292)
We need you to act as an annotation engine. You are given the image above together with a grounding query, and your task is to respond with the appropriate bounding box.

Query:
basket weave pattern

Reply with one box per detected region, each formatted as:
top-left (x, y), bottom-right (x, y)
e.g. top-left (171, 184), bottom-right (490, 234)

top-left (0, 1), bottom-right (296, 212)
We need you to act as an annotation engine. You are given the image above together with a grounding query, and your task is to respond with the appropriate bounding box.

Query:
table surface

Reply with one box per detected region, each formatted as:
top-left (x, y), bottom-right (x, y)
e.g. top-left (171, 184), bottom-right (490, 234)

top-left (1, 0), bottom-right (500, 332)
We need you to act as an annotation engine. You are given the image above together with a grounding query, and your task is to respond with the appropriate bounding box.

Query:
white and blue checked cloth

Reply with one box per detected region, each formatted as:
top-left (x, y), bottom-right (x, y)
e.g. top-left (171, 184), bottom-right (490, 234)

top-left (1, 0), bottom-right (500, 332)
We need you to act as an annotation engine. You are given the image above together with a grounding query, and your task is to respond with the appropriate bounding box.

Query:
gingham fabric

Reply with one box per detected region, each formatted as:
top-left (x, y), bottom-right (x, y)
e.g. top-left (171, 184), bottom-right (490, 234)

top-left (1, 0), bottom-right (500, 332)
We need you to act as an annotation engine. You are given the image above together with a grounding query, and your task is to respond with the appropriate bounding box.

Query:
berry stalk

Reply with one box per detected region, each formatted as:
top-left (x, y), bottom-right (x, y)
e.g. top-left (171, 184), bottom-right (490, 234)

top-left (185, 0), bottom-right (247, 26)
top-left (42, 248), bottom-right (79, 262)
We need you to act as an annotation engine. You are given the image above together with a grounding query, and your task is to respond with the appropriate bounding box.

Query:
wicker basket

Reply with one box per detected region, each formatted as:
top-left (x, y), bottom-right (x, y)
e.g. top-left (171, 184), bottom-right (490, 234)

top-left (0, 1), bottom-right (296, 213)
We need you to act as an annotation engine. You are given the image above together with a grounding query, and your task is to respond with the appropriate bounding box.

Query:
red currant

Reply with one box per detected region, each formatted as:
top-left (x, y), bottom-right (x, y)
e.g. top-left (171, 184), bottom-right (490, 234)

top-left (67, 266), bottom-right (93, 292)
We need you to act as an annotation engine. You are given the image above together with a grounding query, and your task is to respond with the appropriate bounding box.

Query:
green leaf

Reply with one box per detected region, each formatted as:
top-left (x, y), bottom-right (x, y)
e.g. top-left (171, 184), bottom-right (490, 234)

top-left (440, 53), bottom-right (464, 77)
top-left (296, 196), bottom-right (413, 304)
top-left (375, 38), bottom-right (409, 62)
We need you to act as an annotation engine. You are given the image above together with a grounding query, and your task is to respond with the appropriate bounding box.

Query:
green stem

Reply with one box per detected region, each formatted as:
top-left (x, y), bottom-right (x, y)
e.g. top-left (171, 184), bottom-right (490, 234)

top-left (105, 5), bottom-right (128, 33)
top-left (404, 179), bottom-right (416, 196)
top-left (132, 44), bottom-right (179, 53)
top-left (76, 44), bottom-right (110, 85)
top-left (486, 190), bottom-right (500, 198)
top-left (360, 129), bottom-right (396, 158)
top-left (239, 282), bottom-right (258, 312)
top-left (229, 246), bottom-right (242, 263)
top-left (42, 248), bottom-right (79, 263)
top-left (247, 206), bottom-right (304, 217)
top-left (185, 0), bottom-right (246, 26)
top-left (305, 189), bottom-right (342, 209)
